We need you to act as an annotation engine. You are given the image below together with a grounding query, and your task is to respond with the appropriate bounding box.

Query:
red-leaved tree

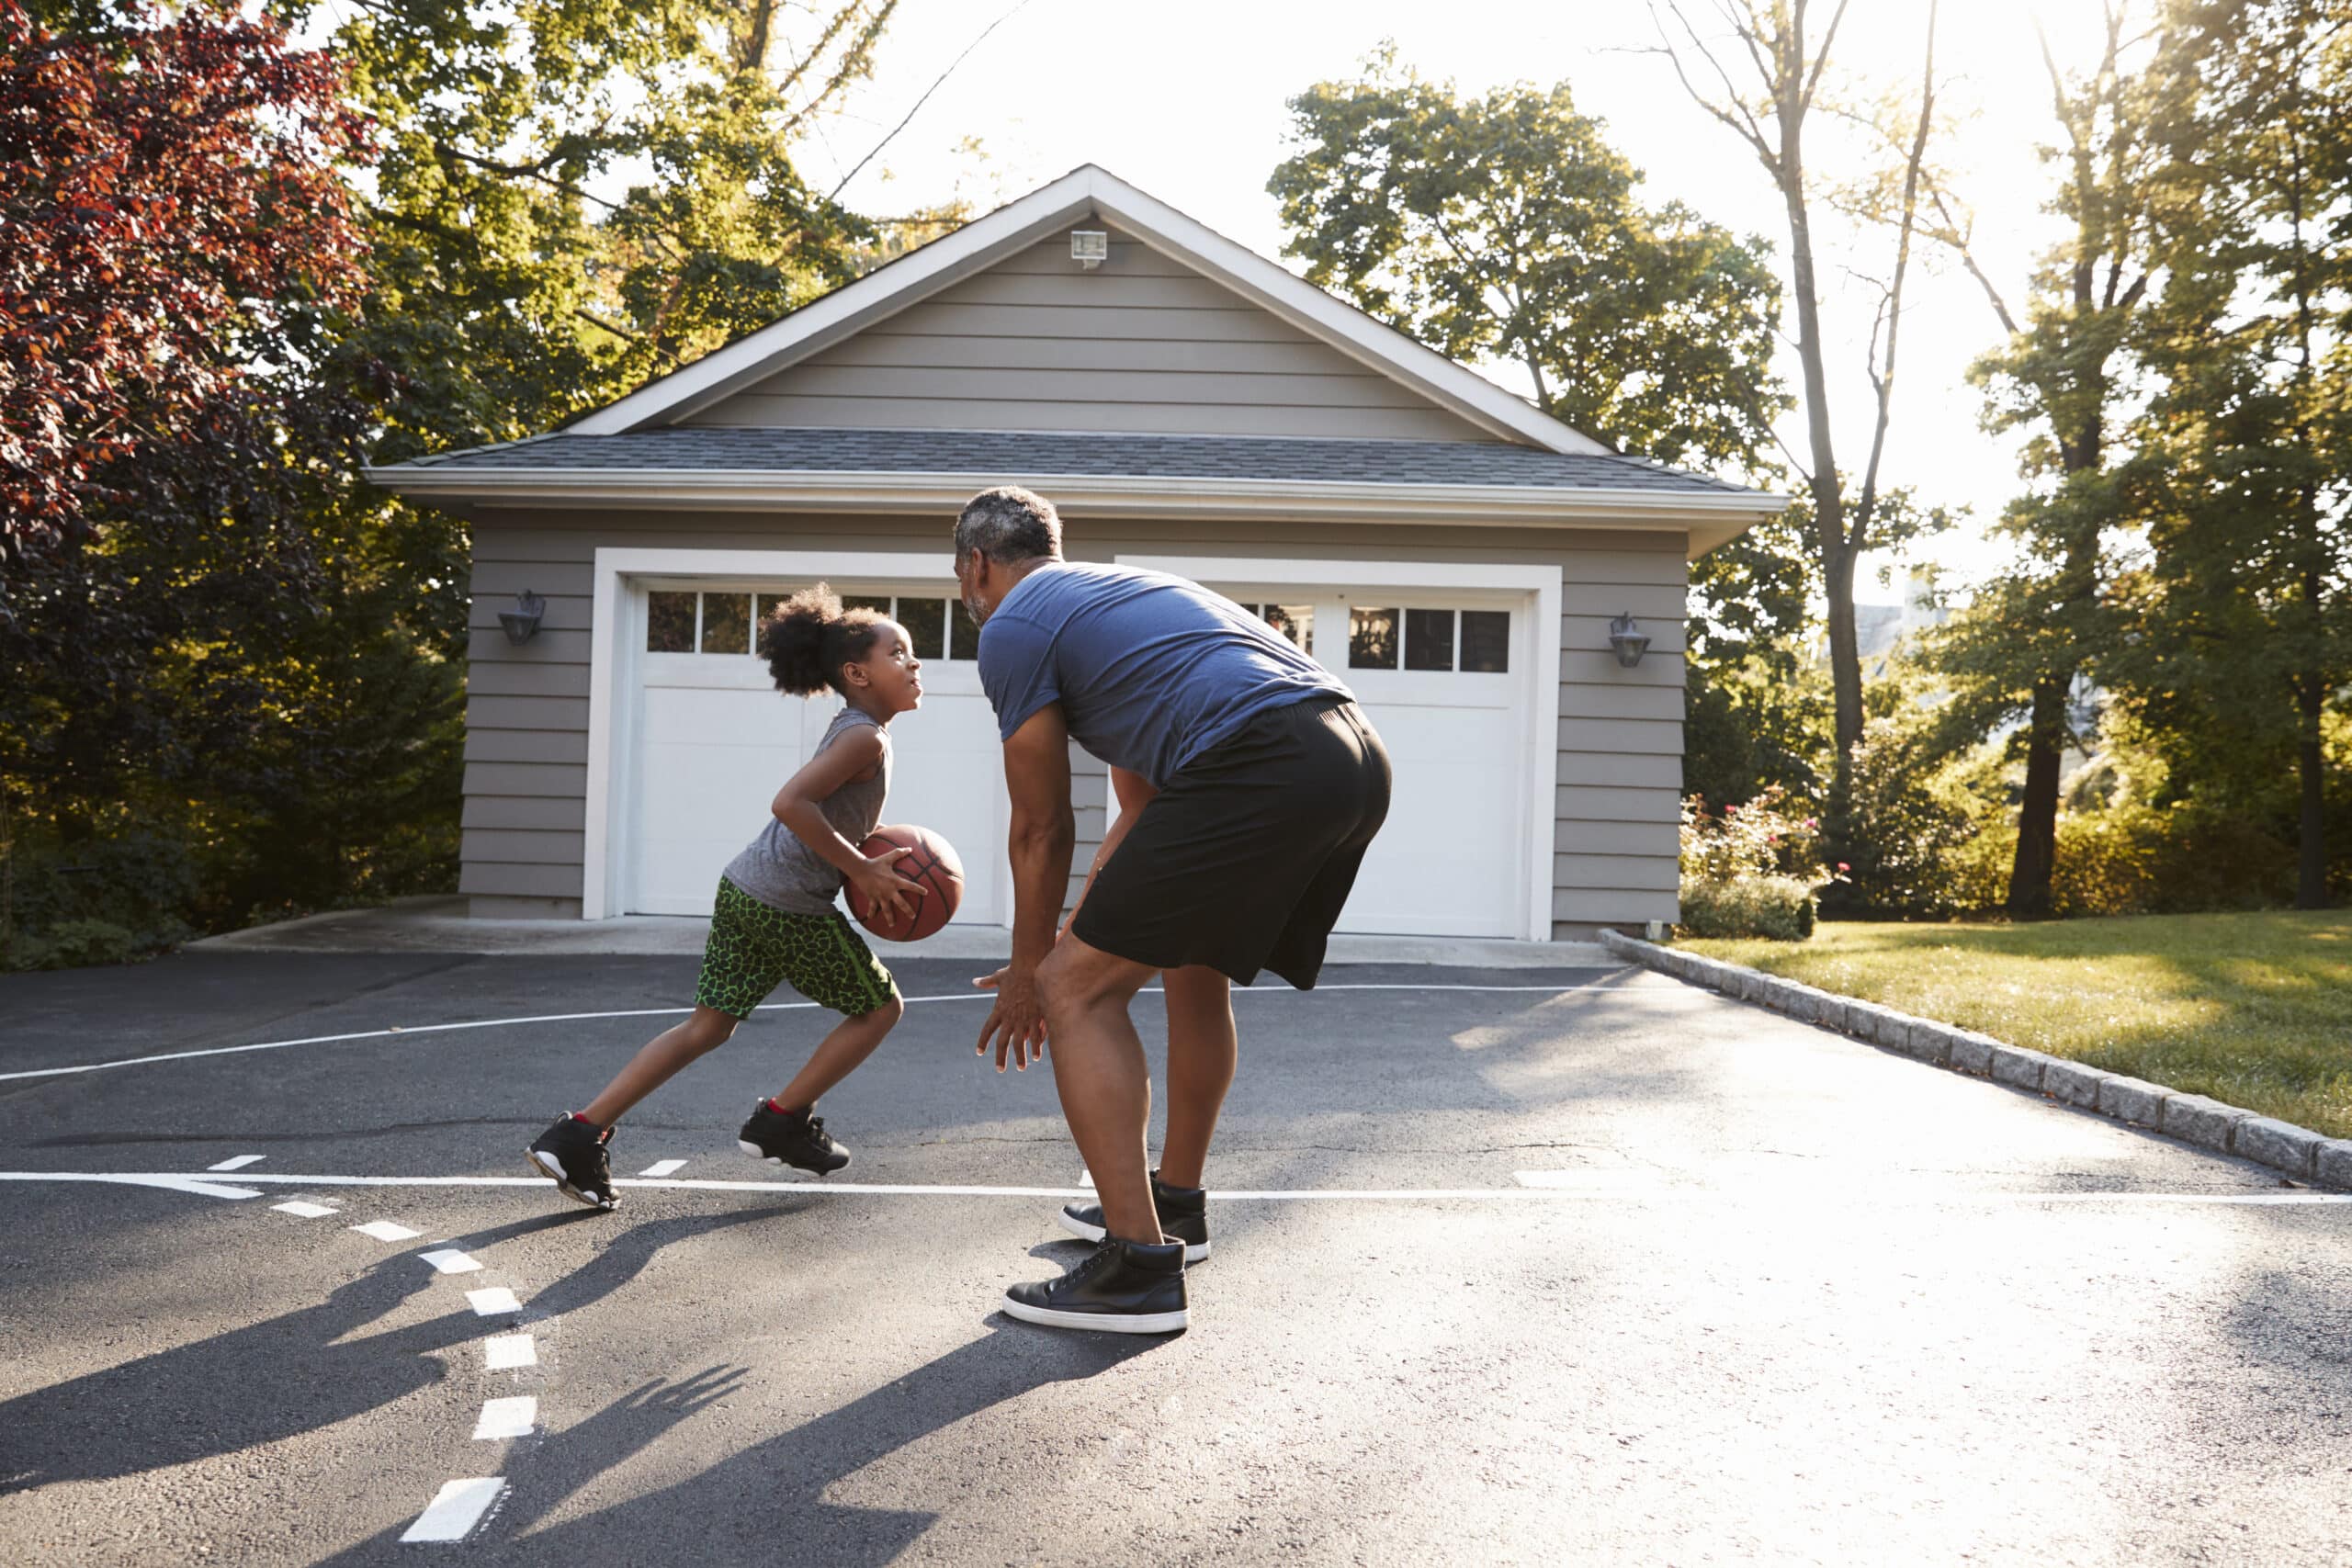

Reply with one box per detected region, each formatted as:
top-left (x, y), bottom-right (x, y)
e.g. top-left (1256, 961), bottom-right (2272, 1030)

top-left (0, 0), bottom-right (369, 551)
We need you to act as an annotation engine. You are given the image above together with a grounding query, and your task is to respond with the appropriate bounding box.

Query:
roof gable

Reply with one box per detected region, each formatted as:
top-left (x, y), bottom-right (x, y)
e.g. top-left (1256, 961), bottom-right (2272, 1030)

top-left (570, 165), bottom-right (1611, 456)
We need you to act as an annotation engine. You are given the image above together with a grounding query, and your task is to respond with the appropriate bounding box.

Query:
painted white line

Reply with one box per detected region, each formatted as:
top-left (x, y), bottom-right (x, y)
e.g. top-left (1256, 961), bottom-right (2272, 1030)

top-left (350, 1219), bottom-right (420, 1241)
top-left (271, 1200), bottom-right (339, 1218)
top-left (472, 1395), bottom-right (537, 1440)
top-left (419, 1248), bottom-right (483, 1275)
top-left (0, 980), bottom-right (1632, 1084)
top-left (466, 1287), bottom-right (523, 1317)
top-left (3, 1169), bottom-right (2344, 1207)
top-left (639, 1159), bottom-right (687, 1178)
top-left (1078, 1168), bottom-right (1094, 1189)
top-left (399, 1477), bottom-right (507, 1543)
top-left (483, 1333), bottom-right (537, 1371)
top-left (4, 1172), bottom-right (266, 1200)
top-left (1516, 1169), bottom-right (1640, 1190)
top-left (207, 1155), bottom-right (266, 1171)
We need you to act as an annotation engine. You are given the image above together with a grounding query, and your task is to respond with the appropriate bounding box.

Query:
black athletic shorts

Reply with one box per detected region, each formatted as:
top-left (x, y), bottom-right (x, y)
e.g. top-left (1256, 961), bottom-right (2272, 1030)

top-left (1071, 695), bottom-right (1392, 990)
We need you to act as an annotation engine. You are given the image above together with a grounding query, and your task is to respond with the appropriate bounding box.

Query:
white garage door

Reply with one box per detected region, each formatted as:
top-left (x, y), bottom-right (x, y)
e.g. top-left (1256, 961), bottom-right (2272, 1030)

top-left (1196, 585), bottom-right (1531, 940)
top-left (625, 581), bottom-right (1007, 924)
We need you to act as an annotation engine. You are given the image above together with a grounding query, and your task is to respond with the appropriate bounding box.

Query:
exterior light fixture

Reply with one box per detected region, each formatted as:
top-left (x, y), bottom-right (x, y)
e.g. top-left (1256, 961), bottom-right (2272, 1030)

top-left (1070, 230), bottom-right (1108, 269)
top-left (500, 590), bottom-right (546, 646)
top-left (1607, 613), bottom-right (1650, 668)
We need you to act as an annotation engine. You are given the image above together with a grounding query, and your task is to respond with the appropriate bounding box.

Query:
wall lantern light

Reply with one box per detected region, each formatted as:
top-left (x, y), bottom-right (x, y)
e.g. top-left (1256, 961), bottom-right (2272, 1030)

top-left (500, 590), bottom-right (546, 646)
top-left (1607, 612), bottom-right (1650, 668)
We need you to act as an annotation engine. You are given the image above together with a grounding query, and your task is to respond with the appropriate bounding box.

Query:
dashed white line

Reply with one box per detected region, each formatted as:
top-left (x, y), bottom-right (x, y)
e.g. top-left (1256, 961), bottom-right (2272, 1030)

top-left (399, 1477), bottom-right (508, 1543)
top-left (483, 1333), bottom-right (537, 1371)
top-left (207, 1155), bottom-right (266, 1171)
top-left (472, 1396), bottom-right (537, 1440)
top-left (638, 1159), bottom-right (687, 1177)
top-left (272, 1199), bottom-right (338, 1217)
top-left (465, 1287), bottom-right (522, 1317)
top-left (419, 1248), bottom-right (482, 1275)
top-left (350, 1219), bottom-right (420, 1241)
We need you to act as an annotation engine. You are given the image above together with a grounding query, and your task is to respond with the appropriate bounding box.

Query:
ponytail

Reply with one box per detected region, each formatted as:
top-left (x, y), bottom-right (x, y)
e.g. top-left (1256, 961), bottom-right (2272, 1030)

top-left (759, 583), bottom-right (888, 696)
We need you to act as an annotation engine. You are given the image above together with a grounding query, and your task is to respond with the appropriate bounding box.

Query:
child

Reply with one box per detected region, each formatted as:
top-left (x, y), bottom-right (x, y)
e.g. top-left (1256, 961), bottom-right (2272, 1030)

top-left (527, 584), bottom-right (929, 1211)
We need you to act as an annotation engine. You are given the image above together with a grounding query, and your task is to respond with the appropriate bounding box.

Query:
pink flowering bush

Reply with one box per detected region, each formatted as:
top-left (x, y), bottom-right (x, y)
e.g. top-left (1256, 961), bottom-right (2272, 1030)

top-left (1677, 788), bottom-right (1840, 941)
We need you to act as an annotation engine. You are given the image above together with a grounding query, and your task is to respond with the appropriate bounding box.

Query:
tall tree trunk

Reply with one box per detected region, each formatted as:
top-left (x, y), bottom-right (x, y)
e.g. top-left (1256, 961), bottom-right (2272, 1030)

top-left (2297, 671), bottom-right (2327, 908)
top-left (2007, 672), bottom-right (2072, 919)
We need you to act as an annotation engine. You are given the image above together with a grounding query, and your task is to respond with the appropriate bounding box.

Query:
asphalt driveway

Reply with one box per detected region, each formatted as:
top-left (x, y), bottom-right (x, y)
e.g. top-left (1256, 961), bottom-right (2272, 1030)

top-left (1, 949), bottom-right (2346, 1565)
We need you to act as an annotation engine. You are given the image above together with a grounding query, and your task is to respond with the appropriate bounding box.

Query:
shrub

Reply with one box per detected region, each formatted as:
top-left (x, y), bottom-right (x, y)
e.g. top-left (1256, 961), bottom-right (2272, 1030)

top-left (1679, 874), bottom-right (1818, 940)
top-left (28, 919), bottom-right (138, 970)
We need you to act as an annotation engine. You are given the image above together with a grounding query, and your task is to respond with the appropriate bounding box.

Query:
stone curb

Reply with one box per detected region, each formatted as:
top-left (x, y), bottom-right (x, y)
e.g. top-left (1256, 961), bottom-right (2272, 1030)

top-left (1600, 928), bottom-right (2348, 1191)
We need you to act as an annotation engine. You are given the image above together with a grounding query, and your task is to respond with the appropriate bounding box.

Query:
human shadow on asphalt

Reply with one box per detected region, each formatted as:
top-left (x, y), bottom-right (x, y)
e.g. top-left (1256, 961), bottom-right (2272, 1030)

top-left (0, 1205), bottom-right (775, 1495)
top-left (316, 1319), bottom-right (1162, 1566)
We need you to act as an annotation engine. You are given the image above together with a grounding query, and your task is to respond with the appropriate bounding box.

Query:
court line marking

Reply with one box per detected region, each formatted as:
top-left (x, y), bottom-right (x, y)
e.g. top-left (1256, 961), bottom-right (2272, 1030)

top-left (466, 1286), bottom-right (523, 1317)
top-left (0, 978), bottom-right (1635, 1085)
top-left (350, 1219), bottom-right (420, 1241)
top-left (639, 1159), bottom-right (687, 1178)
top-left (473, 1396), bottom-right (537, 1440)
top-left (206, 1154), bottom-right (266, 1171)
top-left (0, 1169), bottom-right (2342, 1206)
top-left (420, 1247), bottom-right (483, 1275)
top-left (401, 1477), bottom-right (507, 1543)
top-left (484, 1333), bottom-right (537, 1371)
top-left (272, 1199), bottom-right (339, 1217)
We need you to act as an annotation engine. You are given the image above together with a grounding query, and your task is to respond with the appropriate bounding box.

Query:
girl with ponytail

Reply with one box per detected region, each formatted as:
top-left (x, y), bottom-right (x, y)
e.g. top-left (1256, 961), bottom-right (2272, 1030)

top-left (526, 583), bottom-right (928, 1209)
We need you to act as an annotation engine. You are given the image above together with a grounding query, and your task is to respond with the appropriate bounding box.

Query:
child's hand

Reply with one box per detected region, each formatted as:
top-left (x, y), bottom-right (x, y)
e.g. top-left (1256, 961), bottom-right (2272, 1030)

top-left (847, 846), bottom-right (923, 920)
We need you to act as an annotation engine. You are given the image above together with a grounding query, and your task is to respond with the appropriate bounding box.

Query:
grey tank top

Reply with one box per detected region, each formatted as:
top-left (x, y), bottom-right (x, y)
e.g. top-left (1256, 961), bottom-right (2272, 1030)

top-left (722, 706), bottom-right (891, 916)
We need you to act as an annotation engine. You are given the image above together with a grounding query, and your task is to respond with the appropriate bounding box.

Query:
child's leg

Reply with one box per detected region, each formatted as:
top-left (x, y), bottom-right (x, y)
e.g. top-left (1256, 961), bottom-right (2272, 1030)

top-left (580, 1004), bottom-right (741, 1127)
top-left (769, 992), bottom-right (902, 1112)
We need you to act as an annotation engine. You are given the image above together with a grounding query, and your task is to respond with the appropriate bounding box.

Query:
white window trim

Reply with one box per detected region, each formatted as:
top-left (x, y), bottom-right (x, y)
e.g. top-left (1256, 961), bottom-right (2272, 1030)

top-left (584, 547), bottom-right (961, 919)
top-left (1118, 555), bottom-right (1563, 943)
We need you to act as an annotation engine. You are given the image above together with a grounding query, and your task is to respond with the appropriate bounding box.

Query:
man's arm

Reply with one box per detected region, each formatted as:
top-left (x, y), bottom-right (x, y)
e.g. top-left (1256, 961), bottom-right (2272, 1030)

top-left (977, 704), bottom-right (1074, 1071)
top-left (1061, 765), bottom-right (1156, 936)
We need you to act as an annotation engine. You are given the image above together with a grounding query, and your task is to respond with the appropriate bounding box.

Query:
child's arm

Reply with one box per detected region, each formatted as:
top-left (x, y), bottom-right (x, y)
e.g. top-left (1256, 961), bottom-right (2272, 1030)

top-left (771, 728), bottom-right (923, 919)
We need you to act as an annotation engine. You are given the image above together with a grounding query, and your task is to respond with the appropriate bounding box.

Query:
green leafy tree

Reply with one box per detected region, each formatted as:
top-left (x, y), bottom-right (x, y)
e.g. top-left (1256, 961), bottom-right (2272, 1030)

top-left (2115, 0), bottom-right (2350, 908)
top-left (1269, 47), bottom-right (1787, 472)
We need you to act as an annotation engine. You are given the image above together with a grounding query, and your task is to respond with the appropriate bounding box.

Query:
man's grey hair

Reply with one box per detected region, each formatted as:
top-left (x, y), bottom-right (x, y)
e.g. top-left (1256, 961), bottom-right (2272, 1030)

top-left (954, 486), bottom-right (1063, 567)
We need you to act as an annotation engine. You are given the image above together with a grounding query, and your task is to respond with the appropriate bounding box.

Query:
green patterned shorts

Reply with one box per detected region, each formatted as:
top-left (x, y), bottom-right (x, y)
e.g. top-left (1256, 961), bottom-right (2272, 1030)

top-left (695, 878), bottom-right (898, 1020)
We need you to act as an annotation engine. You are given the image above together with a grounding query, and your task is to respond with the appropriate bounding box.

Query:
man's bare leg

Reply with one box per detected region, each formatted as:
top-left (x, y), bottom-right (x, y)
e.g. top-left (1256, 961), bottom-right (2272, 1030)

top-left (1035, 933), bottom-right (1163, 1245)
top-left (1158, 964), bottom-right (1234, 1190)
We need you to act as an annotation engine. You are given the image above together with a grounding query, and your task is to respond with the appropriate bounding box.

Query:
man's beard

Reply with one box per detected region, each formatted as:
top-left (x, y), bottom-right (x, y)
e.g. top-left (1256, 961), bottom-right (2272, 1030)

top-left (960, 584), bottom-right (991, 628)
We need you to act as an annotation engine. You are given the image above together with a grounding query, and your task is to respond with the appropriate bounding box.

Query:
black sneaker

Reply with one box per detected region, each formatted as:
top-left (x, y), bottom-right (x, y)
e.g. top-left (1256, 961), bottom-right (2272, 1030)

top-left (1001, 1236), bottom-right (1188, 1334)
top-left (738, 1100), bottom-right (850, 1175)
top-left (527, 1114), bottom-right (616, 1211)
top-left (1059, 1170), bottom-right (1210, 1262)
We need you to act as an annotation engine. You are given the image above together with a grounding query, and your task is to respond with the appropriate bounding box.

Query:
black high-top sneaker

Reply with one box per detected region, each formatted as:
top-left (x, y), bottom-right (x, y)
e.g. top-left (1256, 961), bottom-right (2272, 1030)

top-left (1001, 1235), bottom-right (1187, 1334)
top-left (1060, 1170), bottom-right (1210, 1261)
top-left (738, 1100), bottom-right (850, 1174)
top-left (527, 1113), bottom-right (616, 1211)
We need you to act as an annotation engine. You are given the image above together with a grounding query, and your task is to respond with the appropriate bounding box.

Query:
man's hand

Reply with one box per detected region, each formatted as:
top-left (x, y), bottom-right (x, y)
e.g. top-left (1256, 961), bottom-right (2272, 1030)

top-left (973, 965), bottom-right (1048, 1072)
top-left (845, 846), bottom-right (922, 920)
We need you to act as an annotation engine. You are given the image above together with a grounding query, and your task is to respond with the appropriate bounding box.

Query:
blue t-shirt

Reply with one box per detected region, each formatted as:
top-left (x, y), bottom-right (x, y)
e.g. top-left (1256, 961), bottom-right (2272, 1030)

top-left (977, 563), bottom-right (1352, 787)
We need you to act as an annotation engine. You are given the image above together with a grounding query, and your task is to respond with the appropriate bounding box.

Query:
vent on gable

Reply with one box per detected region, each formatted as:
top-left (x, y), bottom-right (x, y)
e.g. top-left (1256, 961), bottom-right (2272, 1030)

top-left (1069, 230), bottom-right (1108, 270)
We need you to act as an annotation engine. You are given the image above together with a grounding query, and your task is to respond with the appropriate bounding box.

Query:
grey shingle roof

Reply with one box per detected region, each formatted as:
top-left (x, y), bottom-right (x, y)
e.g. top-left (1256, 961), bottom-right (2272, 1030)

top-left (390, 427), bottom-right (1760, 496)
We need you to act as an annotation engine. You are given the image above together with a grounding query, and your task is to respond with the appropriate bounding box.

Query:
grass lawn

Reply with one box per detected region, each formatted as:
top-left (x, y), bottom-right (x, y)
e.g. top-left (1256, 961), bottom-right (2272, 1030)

top-left (1683, 909), bottom-right (2352, 1141)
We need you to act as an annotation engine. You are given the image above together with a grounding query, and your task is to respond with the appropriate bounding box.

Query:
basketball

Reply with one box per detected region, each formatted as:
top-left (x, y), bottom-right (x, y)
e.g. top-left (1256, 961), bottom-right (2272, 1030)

top-left (850, 823), bottom-right (965, 942)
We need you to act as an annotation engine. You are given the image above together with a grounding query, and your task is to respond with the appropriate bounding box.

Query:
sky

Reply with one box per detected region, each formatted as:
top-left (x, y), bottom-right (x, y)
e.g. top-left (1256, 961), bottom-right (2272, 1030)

top-left (790, 0), bottom-right (2136, 606)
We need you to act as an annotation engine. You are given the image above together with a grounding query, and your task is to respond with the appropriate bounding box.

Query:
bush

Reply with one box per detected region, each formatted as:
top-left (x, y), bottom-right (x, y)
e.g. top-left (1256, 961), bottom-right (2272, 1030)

top-left (24, 919), bottom-right (139, 970)
top-left (1679, 874), bottom-right (1818, 940)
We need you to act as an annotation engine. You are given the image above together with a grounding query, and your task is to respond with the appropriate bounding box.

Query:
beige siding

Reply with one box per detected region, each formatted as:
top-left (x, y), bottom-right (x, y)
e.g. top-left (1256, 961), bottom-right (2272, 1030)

top-left (461, 509), bottom-right (1687, 932)
top-left (687, 226), bottom-right (1494, 443)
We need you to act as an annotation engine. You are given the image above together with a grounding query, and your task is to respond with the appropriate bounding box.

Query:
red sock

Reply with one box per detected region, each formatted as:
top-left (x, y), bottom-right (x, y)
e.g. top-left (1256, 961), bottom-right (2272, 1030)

top-left (766, 1098), bottom-right (800, 1116)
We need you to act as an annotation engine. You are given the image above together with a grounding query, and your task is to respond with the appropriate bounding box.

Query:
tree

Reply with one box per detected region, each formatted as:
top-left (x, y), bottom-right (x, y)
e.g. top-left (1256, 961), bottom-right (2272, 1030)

top-left (1269, 48), bottom-right (1788, 475)
top-left (1918, 5), bottom-right (2163, 917)
top-left (0, 0), bottom-right (367, 558)
top-left (1645, 0), bottom-right (1944, 852)
top-left (2120, 0), bottom-right (2349, 908)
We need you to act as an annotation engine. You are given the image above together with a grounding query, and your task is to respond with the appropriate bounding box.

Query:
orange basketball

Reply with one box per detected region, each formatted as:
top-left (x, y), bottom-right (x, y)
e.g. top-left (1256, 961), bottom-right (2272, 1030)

top-left (850, 824), bottom-right (965, 942)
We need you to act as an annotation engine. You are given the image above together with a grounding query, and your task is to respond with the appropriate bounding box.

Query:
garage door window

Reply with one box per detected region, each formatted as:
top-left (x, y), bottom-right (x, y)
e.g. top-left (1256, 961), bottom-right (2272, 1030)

top-left (700, 592), bottom-right (751, 654)
top-left (1234, 602), bottom-right (1314, 652)
top-left (652, 589), bottom-right (978, 661)
top-left (1352, 605), bottom-right (1510, 673)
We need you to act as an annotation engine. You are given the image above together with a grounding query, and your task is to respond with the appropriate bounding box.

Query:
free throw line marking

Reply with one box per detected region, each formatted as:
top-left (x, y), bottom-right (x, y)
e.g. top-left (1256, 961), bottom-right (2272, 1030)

top-left (351, 1219), bottom-right (420, 1241)
top-left (639, 1159), bottom-right (688, 1177)
top-left (0, 1169), bottom-right (2342, 1206)
top-left (420, 1248), bottom-right (482, 1274)
top-left (0, 979), bottom-right (1633, 1084)
top-left (272, 1199), bottom-right (339, 1217)
top-left (472, 1396), bottom-right (536, 1440)
top-left (484, 1333), bottom-right (537, 1371)
top-left (207, 1155), bottom-right (266, 1171)
top-left (400, 1477), bottom-right (507, 1543)
top-left (466, 1287), bottom-right (522, 1316)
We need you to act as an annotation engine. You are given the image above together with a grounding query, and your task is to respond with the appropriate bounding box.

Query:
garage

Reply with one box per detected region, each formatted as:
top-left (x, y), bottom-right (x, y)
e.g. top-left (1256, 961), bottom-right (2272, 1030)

top-left (378, 165), bottom-right (1783, 941)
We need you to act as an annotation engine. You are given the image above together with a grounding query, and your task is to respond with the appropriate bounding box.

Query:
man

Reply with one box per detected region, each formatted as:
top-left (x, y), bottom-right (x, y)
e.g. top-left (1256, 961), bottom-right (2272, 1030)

top-left (956, 486), bottom-right (1392, 1333)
